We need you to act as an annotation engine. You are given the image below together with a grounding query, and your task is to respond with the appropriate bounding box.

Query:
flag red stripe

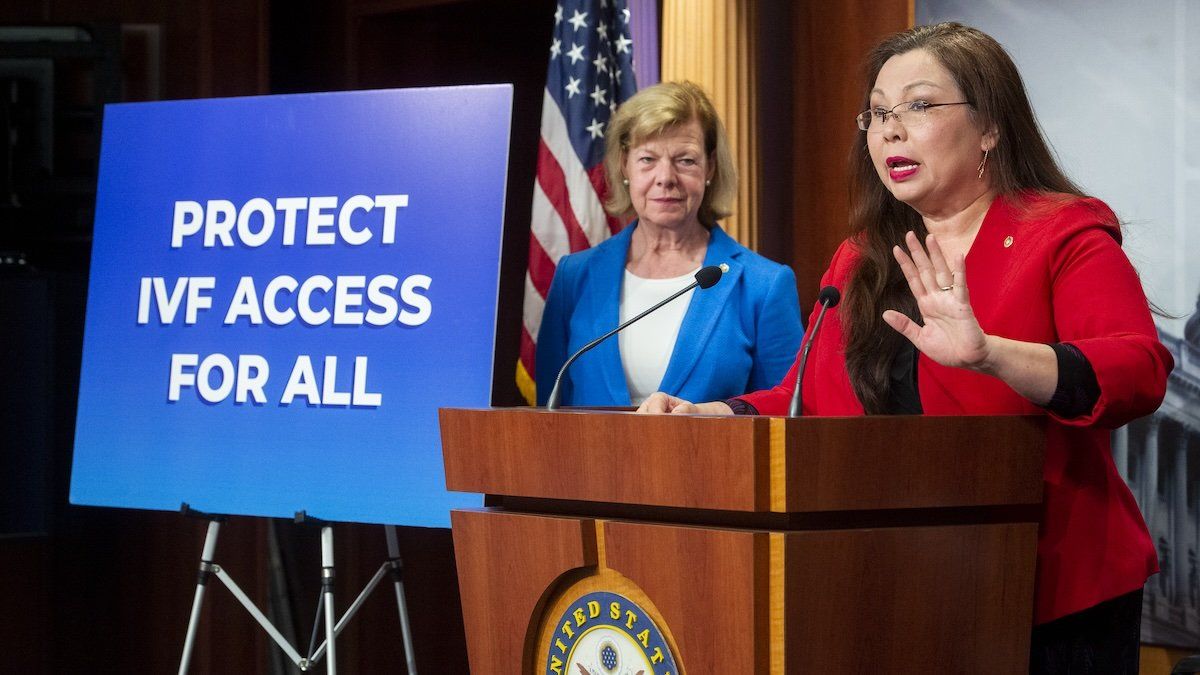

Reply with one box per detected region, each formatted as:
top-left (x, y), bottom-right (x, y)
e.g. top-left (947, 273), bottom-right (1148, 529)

top-left (519, 326), bottom-right (536, 375)
top-left (537, 139), bottom-right (592, 253)
top-left (526, 234), bottom-right (555, 299)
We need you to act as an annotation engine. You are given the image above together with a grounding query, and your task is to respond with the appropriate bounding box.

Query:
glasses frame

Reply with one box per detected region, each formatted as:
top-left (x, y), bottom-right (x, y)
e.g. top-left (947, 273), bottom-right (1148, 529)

top-left (855, 100), bottom-right (972, 132)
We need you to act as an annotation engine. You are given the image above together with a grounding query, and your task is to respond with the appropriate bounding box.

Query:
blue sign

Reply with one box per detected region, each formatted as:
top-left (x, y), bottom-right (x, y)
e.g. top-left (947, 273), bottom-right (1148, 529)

top-left (70, 85), bottom-right (512, 527)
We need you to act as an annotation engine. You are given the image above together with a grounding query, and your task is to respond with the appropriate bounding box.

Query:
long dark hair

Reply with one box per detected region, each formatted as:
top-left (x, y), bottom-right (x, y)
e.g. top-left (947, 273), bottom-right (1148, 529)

top-left (843, 23), bottom-right (1088, 413)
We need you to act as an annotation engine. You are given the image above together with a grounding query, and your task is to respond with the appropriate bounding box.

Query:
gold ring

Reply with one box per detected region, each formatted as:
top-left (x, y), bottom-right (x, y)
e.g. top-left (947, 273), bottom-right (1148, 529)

top-left (939, 285), bottom-right (954, 291)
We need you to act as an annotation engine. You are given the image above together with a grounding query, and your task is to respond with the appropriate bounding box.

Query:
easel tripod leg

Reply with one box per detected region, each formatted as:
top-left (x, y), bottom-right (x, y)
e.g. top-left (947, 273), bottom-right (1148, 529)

top-left (179, 520), bottom-right (221, 675)
top-left (385, 525), bottom-right (418, 675)
top-left (321, 525), bottom-right (337, 675)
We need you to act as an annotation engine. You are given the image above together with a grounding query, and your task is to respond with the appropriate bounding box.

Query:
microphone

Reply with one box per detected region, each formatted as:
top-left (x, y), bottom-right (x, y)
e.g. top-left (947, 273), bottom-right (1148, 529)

top-left (545, 263), bottom-right (727, 411)
top-left (787, 285), bottom-right (840, 417)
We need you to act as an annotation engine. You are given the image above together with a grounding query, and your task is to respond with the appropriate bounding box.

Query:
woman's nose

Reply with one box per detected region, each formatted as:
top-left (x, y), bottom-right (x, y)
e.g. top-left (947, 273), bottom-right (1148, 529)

top-left (880, 113), bottom-right (905, 140)
top-left (653, 160), bottom-right (676, 185)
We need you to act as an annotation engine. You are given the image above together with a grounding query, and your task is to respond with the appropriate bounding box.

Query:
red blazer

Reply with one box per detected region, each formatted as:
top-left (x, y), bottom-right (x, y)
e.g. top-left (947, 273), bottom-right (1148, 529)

top-left (740, 193), bottom-right (1173, 624)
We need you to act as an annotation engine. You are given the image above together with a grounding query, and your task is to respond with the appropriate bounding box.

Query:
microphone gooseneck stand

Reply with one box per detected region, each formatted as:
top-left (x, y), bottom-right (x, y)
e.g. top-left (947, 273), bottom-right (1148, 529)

top-left (546, 263), bottom-right (727, 411)
top-left (788, 286), bottom-right (841, 417)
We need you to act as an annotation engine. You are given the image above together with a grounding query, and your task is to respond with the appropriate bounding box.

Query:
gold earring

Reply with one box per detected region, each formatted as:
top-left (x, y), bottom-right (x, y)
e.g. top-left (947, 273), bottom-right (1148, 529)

top-left (977, 149), bottom-right (989, 179)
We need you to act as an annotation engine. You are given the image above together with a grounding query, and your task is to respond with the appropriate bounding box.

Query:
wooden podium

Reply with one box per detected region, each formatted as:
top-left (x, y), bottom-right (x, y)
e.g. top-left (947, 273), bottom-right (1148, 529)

top-left (440, 408), bottom-right (1045, 674)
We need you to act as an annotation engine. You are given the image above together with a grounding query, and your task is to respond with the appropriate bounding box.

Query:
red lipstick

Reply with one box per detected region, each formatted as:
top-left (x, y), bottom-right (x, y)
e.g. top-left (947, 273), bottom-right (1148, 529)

top-left (886, 155), bottom-right (920, 181)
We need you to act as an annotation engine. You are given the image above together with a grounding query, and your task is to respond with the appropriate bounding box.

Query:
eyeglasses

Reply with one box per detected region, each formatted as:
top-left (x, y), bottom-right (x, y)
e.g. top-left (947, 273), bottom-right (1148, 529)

top-left (855, 100), bottom-right (972, 132)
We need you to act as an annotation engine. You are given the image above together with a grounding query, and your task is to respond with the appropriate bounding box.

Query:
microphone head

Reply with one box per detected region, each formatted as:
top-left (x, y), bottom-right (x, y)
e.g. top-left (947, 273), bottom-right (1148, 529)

top-left (817, 285), bottom-right (841, 308)
top-left (695, 264), bottom-right (725, 289)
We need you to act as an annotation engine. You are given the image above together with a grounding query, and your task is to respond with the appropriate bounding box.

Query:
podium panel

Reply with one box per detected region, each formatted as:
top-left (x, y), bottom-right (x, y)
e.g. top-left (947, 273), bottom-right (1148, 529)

top-left (441, 409), bottom-right (1044, 674)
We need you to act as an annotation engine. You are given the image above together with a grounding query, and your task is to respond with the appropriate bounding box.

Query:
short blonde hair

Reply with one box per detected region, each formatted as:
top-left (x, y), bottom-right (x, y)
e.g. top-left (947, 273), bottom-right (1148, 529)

top-left (603, 81), bottom-right (737, 228)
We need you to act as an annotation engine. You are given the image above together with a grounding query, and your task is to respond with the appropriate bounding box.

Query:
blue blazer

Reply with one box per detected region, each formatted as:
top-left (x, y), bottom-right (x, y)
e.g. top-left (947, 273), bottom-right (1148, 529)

top-left (536, 223), bottom-right (804, 406)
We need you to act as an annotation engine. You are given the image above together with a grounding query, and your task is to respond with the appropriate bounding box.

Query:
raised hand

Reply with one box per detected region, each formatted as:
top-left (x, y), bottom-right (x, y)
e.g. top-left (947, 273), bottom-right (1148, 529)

top-left (882, 231), bottom-right (991, 370)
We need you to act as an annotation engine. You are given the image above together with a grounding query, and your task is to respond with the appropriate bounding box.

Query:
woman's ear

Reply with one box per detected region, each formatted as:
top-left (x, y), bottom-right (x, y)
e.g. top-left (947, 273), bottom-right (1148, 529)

top-left (981, 123), bottom-right (999, 153)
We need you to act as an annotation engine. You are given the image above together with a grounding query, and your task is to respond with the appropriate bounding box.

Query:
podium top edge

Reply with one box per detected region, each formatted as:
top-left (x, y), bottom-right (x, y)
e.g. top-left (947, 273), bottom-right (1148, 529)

top-left (438, 406), bottom-right (1045, 423)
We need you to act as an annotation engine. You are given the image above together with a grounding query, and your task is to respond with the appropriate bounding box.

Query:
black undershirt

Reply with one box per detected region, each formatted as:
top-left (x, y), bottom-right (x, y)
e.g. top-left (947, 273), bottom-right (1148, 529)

top-left (728, 342), bottom-right (1100, 418)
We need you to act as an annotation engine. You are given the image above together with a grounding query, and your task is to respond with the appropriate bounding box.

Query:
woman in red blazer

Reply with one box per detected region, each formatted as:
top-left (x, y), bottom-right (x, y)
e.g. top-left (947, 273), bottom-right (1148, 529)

top-left (639, 23), bottom-right (1173, 673)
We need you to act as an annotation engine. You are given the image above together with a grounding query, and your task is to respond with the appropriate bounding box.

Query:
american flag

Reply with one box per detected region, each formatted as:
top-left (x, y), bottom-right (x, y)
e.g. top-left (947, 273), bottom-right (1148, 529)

top-left (517, 0), bottom-right (639, 404)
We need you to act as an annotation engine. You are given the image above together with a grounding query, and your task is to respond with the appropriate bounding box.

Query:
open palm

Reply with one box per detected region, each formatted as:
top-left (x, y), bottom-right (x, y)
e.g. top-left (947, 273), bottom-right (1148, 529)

top-left (882, 231), bottom-right (990, 369)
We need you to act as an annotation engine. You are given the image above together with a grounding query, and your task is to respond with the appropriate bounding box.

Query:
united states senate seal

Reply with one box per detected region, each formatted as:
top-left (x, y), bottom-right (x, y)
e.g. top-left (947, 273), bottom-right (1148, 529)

top-left (544, 590), bottom-right (679, 675)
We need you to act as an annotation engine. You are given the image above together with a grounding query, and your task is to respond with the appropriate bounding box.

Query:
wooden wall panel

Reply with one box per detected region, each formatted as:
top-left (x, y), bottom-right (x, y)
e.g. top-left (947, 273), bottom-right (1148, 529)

top-left (0, 0), bottom-right (270, 101)
top-left (661, 0), bottom-right (759, 248)
top-left (342, 0), bottom-right (555, 408)
top-left (203, 0), bottom-right (270, 97)
top-left (0, 2), bottom-right (270, 672)
top-left (789, 1), bottom-right (911, 311)
top-left (754, 0), bottom-right (795, 268)
top-left (45, 510), bottom-right (269, 673)
top-left (0, 539), bottom-right (51, 673)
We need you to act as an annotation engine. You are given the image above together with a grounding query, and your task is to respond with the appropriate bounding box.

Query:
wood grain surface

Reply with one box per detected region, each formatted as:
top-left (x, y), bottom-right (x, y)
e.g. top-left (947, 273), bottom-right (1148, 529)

top-left (451, 509), bottom-right (595, 673)
top-left (442, 408), bottom-right (768, 511)
top-left (781, 414), bottom-right (1045, 512)
top-left (783, 522), bottom-right (1038, 673)
top-left (447, 409), bottom-right (1043, 673)
top-left (441, 408), bottom-right (1044, 515)
top-left (604, 519), bottom-right (770, 673)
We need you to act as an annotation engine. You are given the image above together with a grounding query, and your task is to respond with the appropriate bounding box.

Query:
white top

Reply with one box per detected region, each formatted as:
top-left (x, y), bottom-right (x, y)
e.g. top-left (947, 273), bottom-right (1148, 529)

top-left (618, 267), bottom-right (698, 404)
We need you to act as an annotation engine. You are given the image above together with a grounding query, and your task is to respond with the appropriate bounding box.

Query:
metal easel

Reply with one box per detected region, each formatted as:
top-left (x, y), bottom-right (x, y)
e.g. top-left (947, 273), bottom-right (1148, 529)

top-left (177, 504), bottom-right (418, 674)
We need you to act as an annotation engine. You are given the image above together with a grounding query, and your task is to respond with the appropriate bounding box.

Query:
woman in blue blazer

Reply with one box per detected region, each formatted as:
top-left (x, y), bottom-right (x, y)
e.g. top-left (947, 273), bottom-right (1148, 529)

top-left (535, 82), bottom-right (803, 407)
